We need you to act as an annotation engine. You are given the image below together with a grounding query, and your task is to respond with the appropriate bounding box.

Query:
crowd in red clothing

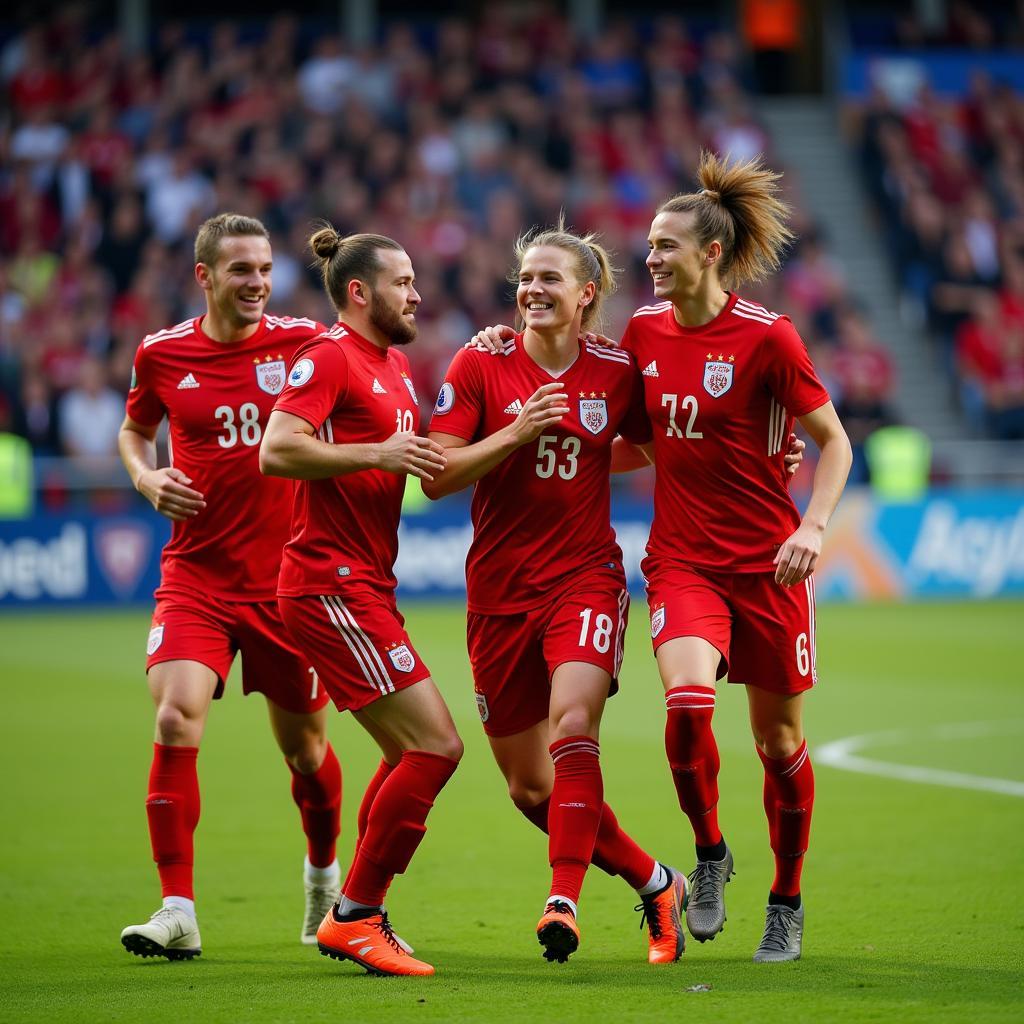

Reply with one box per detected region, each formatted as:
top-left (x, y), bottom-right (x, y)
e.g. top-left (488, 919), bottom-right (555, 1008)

top-left (853, 64), bottom-right (1024, 439)
top-left (1, 4), bottom-right (894, 473)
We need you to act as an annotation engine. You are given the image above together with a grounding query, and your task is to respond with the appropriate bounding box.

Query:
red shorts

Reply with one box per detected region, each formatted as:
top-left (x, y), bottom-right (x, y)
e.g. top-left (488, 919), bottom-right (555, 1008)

top-left (146, 592), bottom-right (328, 714)
top-left (467, 568), bottom-right (629, 738)
top-left (277, 587), bottom-right (431, 713)
top-left (645, 563), bottom-right (817, 695)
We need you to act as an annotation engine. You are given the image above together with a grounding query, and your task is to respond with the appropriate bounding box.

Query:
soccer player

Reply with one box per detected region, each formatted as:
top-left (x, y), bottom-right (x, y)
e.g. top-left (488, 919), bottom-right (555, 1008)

top-left (619, 152), bottom-right (852, 962)
top-left (422, 225), bottom-right (689, 966)
top-left (118, 214), bottom-right (344, 961)
top-left (260, 226), bottom-right (461, 978)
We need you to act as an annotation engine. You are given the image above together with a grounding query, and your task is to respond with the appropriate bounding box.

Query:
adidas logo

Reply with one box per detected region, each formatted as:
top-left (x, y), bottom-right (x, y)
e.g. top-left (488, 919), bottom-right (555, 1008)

top-left (503, 399), bottom-right (523, 416)
top-left (372, 378), bottom-right (387, 394)
top-left (642, 361), bottom-right (659, 378)
top-left (177, 373), bottom-right (200, 389)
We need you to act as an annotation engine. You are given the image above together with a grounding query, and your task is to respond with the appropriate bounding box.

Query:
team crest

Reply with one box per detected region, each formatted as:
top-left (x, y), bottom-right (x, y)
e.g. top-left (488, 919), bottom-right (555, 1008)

top-left (147, 625), bottom-right (164, 655)
top-left (702, 355), bottom-right (735, 398)
top-left (476, 692), bottom-right (489, 723)
top-left (402, 373), bottom-right (418, 404)
top-left (255, 358), bottom-right (287, 395)
top-left (651, 604), bottom-right (666, 639)
top-left (579, 398), bottom-right (608, 435)
top-left (386, 643), bottom-right (416, 673)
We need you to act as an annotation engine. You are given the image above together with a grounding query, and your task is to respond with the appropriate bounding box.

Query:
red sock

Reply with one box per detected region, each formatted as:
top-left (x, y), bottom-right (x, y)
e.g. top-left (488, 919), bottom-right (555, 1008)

top-left (758, 741), bottom-right (814, 897)
top-left (517, 798), bottom-right (656, 890)
top-left (548, 736), bottom-right (603, 905)
top-left (288, 743), bottom-right (342, 869)
top-left (343, 750), bottom-right (458, 907)
top-left (355, 759), bottom-right (394, 856)
top-left (665, 686), bottom-right (721, 847)
top-left (146, 743), bottom-right (200, 899)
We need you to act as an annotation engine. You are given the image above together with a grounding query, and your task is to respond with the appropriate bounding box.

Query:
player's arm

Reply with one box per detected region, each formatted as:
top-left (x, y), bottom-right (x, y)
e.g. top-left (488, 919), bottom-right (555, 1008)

top-left (773, 402), bottom-right (852, 588)
top-left (610, 437), bottom-right (654, 473)
top-left (260, 410), bottom-right (447, 481)
top-left (422, 382), bottom-right (570, 499)
top-left (119, 415), bottom-right (207, 521)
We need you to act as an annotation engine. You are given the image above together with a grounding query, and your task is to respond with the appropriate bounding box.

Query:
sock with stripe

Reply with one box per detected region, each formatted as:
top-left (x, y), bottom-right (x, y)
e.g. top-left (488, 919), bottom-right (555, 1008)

top-left (665, 685), bottom-right (722, 849)
top-left (757, 740), bottom-right (814, 898)
top-left (342, 749), bottom-right (459, 907)
top-left (547, 736), bottom-right (603, 906)
top-left (146, 743), bottom-right (201, 899)
top-left (287, 742), bottom-right (342, 869)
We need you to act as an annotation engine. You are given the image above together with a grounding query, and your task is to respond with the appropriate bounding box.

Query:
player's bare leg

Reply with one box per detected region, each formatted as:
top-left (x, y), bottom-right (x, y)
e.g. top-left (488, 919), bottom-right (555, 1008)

top-left (747, 687), bottom-right (811, 962)
top-left (489, 697), bottom-right (686, 963)
top-left (266, 700), bottom-right (342, 944)
top-left (315, 678), bottom-right (462, 977)
top-left (656, 636), bottom-right (734, 942)
top-left (121, 661), bottom-right (217, 960)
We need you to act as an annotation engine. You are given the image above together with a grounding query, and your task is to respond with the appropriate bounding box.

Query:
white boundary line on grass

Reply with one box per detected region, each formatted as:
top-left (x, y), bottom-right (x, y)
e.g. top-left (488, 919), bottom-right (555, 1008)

top-left (815, 720), bottom-right (1024, 798)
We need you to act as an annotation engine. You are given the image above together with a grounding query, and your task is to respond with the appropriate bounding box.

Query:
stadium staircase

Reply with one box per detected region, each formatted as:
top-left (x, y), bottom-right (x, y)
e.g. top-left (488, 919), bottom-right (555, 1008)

top-left (759, 97), bottom-right (1024, 481)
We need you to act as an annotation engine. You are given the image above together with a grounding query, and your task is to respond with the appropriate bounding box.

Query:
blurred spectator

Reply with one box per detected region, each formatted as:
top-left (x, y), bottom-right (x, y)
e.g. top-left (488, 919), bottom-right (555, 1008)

top-left (57, 355), bottom-right (123, 459)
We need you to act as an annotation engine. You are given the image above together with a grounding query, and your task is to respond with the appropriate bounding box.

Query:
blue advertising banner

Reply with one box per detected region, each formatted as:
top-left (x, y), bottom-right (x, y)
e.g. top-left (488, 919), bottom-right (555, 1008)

top-left (2, 489), bottom-right (1022, 607)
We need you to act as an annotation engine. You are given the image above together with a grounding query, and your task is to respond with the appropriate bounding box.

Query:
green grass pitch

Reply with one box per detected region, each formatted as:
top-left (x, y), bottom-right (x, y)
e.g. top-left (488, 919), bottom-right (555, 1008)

top-left (1, 600), bottom-right (1021, 1023)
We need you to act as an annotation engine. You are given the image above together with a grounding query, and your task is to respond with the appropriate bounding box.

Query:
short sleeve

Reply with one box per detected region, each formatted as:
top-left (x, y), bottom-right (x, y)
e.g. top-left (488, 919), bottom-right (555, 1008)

top-left (760, 318), bottom-right (831, 418)
top-left (273, 338), bottom-right (350, 429)
top-left (617, 364), bottom-right (653, 445)
top-left (124, 342), bottom-right (166, 426)
top-left (428, 346), bottom-right (485, 441)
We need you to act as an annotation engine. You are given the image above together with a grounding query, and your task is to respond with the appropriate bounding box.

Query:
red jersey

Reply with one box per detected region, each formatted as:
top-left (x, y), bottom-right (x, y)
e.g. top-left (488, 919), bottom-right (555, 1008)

top-left (621, 293), bottom-right (830, 573)
top-left (126, 313), bottom-right (324, 601)
top-left (430, 334), bottom-right (651, 614)
top-left (274, 323), bottom-right (419, 597)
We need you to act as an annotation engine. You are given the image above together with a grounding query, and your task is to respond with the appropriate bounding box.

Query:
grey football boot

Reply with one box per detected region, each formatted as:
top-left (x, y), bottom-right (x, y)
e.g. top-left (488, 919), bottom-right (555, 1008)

top-left (685, 845), bottom-right (734, 941)
top-left (752, 903), bottom-right (804, 962)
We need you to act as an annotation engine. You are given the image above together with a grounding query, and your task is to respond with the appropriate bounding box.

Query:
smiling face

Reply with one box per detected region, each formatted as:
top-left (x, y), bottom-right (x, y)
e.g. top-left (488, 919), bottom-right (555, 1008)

top-left (199, 234), bottom-right (273, 330)
top-left (646, 210), bottom-right (718, 302)
top-left (516, 244), bottom-right (595, 335)
top-left (365, 247), bottom-right (420, 346)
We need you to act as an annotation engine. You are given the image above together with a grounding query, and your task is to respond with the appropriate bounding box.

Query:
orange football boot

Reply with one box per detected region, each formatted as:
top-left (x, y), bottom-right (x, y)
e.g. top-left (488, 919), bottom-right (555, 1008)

top-left (636, 866), bottom-right (689, 964)
top-left (316, 907), bottom-right (434, 977)
top-left (536, 900), bottom-right (580, 963)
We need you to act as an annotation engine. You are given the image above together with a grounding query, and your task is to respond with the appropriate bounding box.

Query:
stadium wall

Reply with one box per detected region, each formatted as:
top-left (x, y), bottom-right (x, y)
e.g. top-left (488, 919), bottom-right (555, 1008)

top-left (2, 490), bottom-right (1022, 607)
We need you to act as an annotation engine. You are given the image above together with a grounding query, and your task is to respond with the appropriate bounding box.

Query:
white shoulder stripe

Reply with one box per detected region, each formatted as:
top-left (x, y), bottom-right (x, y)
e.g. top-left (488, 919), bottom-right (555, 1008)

top-left (142, 320), bottom-right (194, 348)
top-left (735, 298), bottom-right (778, 319)
top-left (265, 315), bottom-right (319, 331)
top-left (730, 308), bottom-right (776, 326)
top-left (585, 344), bottom-right (631, 364)
top-left (632, 302), bottom-right (672, 318)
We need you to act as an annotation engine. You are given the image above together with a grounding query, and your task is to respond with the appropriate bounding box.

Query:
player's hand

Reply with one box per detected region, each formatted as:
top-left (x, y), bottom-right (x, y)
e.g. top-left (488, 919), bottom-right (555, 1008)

top-left (377, 431), bottom-right (448, 481)
top-left (773, 523), bottom-right (823, 588)
top-left (466, 324), bottom-right (515, 354)
top-left (510, 383), bottom-right (571, 445)
top-left (581, 331), bottom-right (619, 349)
top-left (138, 467), bottom-right (206, 521)
top-left (784, 433), bottom-right (806, 476)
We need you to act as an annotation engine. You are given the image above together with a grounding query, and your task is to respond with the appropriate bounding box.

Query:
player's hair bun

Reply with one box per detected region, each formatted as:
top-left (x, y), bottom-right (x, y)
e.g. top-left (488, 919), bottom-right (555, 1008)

top-left (309, 226), bottom-right (342, 262)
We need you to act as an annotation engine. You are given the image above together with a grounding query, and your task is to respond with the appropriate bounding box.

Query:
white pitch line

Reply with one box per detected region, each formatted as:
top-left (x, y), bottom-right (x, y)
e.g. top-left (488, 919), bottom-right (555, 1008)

top-left (815, 721), bottom-right (1024, 798)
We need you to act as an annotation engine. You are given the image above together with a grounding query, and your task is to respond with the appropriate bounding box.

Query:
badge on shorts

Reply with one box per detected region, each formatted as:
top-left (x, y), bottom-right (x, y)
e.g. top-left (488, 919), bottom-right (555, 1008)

top-left (386, 643), bottom-right (416, 673)
top-left (651, 604), bottom-right (666, 639)
top-left (476, 692), bottom-right (489, 723)
top-left (147, 625), bottom-right (165, 655)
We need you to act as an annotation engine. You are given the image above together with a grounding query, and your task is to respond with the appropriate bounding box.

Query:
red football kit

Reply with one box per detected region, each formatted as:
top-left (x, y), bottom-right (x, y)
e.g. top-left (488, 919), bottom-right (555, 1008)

top-left (621, 293), bottom-right (831, 693)
top-left (273, 322), bottom-right (431, 712)
top-left (126, 313), bottom-right (328, 713)
top-left (431, 335), bottom-right (650, 736)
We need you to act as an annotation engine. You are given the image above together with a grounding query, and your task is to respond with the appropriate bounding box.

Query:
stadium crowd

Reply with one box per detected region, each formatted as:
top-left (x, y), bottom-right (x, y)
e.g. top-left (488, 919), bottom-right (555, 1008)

top-left (2, 4), bottom-right (895, 482)
top-left (853, 64), bottom-right (1024, 440)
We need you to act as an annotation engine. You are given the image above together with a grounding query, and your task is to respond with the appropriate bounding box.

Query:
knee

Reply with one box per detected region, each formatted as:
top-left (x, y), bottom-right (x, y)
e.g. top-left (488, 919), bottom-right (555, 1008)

top-left (284, 733), bottom-right (329, 775)
top-left (508, 778), bottom-right (551, 810)
top-left (550, 706), bottom-right (598, 741)
top-left (430, 731), bottom-right (464, 764)
top-left (154, 702), bottom-right (200, 745)
top-left (756, 722), bottom-right (803, 759)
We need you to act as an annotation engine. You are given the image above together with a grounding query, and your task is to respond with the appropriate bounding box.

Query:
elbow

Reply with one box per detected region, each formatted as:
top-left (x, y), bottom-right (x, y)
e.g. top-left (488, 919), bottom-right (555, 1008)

top-left (420, 476), bottom-right (446, 501)
top-left (258, 443), bottom-right (285, 477)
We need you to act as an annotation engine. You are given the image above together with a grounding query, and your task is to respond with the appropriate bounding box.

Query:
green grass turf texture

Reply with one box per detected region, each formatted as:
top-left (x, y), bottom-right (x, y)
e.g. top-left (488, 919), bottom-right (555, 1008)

top-left (1, 600), bottom-right (1021, 1023)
